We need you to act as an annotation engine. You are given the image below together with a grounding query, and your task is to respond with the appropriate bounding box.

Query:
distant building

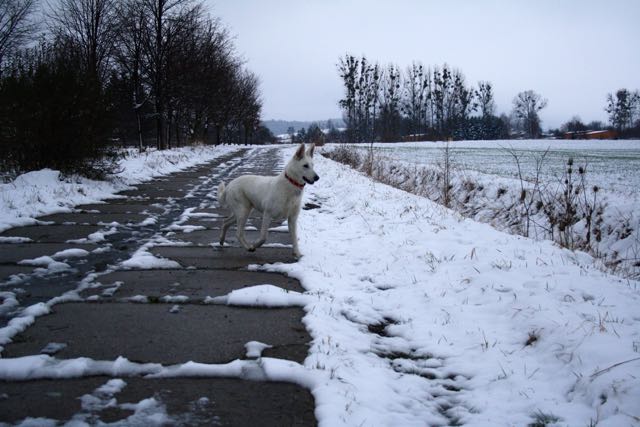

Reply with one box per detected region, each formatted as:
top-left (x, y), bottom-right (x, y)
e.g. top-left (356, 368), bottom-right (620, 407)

top-left (563, 130), bottom-right (618, 140)
top-left (277, 134), bottom-right (292, 143)
top-left (401, 134), bottom-right (431, 142)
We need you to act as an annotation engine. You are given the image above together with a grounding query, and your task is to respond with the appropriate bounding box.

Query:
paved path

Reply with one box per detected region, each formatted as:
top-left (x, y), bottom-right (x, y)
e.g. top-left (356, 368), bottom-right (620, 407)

top-left (0, 148), bottom-right (316, 426)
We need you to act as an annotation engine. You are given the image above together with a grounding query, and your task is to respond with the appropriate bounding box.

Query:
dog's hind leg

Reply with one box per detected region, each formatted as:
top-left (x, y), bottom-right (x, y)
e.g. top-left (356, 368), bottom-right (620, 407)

top-left (251, 213), bottom-right (272, 250)
top-left (235, 208), bottom-right (254, 251)
top-left (219, 214), bottom-right (235, 246)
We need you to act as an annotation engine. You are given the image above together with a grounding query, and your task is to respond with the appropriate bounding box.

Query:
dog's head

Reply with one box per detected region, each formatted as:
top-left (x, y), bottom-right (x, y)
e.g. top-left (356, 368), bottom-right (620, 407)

top-left (288, 143), bottom-right (320, 186)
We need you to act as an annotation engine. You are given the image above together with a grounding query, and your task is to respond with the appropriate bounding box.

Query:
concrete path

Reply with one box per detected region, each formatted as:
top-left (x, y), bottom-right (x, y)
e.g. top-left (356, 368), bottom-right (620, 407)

top-left (0, 148), bottom-right (316, 426)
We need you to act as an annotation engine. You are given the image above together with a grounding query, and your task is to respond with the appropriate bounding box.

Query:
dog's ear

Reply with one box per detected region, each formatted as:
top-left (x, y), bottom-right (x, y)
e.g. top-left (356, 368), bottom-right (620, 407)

top-left (294, 143), bottom-right (305, 160)
top-left (306, 144), bottom-right (315, 158)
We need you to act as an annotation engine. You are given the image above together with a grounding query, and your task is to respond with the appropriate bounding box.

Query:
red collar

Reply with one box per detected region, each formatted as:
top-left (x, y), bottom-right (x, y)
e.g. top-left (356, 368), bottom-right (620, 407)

top-left (285, 172), bottom-right (305, 189)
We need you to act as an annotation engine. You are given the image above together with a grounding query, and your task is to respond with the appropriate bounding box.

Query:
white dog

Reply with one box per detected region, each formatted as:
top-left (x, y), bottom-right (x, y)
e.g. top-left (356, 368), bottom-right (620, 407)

top-left (217, 143), bottom-right (319, 258)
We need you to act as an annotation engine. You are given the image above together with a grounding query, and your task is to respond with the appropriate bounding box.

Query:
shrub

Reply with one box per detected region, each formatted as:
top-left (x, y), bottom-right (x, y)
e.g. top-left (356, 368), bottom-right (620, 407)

top-left (324, 144), bottom-right (361, 169)
top-left (0, 41), bottom-right (119, 178)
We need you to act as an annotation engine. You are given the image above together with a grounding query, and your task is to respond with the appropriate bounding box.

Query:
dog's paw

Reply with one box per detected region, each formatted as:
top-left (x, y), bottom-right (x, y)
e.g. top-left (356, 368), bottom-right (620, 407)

top-left (293, 251), bottom-right (302, 259)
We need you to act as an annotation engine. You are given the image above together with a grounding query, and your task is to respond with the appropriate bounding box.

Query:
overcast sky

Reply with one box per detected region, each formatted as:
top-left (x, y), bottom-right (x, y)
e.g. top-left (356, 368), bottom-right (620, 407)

top-left (209, 0), bottom-right (639, 129)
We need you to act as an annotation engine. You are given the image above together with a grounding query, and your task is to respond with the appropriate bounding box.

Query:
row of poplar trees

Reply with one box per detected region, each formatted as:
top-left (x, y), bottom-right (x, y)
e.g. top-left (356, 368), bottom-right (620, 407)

top-left (337, 54), bottom-right (510, 143)
top-left (0, 0), bottom-right (265, 177)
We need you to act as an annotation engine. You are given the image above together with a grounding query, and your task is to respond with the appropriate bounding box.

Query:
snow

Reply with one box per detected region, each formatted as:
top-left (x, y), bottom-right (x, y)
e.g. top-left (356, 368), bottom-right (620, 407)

top-left (1, 144), bottom-right (639, 425)
top-left (0, 355), bottom-right (160, 381)
top-left (162, 207), bottom-right (214, 233)
top-left (119, 247), bottom-right (181, 270)
top-left (0, 303), bottom-right (51, 353)
top-left (51, 248), bottom-right (90, 260)
top-left (0, 354), bottom-right (319, 388)
top-left (0, 291), bottom-right (19, 316)
top-left (251, 147), bottom-right (640, 426)
top-left (17, 256), bottom-right (71, 273)
top-left (0, 145), bottom-right (241, 233)
top-left (343, 140), bottom-right (640, 279)
top-left (0, 236), bottom-right (32, 243)
top-left (245, 341), bottom-right (273, 358)
top-left (163, 224), bottom-right (205, 233)
top-left (139, 217), bottom-right (157, 226)
top-left (206, 284), bottom-right (308, 307)
top-left (39, 342), bottom-right (68, 356)
top-left (65, 227), bottom-right (118, 245)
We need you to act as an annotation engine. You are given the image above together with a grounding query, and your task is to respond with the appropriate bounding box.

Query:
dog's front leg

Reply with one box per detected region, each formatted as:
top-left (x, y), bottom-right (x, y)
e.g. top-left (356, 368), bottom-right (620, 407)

top-left (288, 214), bottom-right (301, 258)
top-left (251, 213), bottom-right (271, 250)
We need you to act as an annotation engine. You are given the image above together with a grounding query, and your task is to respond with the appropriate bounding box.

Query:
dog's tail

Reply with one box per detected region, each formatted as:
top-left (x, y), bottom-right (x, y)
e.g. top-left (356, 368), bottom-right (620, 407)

top-left (217, 182), bottom-right (227, 207)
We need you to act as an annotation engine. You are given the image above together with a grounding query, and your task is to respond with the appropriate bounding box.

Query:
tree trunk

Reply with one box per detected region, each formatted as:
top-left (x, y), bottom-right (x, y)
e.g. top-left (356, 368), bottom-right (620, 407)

top-left (136, 110), bottom-right (144, 151)
top-left (215, 124), bottom-right (221, 145)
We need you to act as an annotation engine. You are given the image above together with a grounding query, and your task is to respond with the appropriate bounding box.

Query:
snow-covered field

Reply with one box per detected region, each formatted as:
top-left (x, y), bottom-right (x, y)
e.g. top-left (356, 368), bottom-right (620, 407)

top-left (372, 140), bottom-right (640, 197)
top-left (0, 145), bottom-right (639, 425)
top-left (337, 140), bottom-right (640, 280)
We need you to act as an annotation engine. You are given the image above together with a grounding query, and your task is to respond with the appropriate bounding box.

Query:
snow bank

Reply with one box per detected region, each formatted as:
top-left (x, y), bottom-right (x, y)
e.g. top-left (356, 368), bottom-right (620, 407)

top-left (258, 147), bottom-right (640, 426)
top-left (0, 145), bottom-right (241, 233)
top-left (0, 354), bottom-right (320, 392)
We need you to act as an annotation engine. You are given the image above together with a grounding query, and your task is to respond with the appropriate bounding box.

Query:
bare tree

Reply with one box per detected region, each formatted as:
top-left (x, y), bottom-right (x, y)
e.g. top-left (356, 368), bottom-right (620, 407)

top-left (402, 62), bottom-right (428, 136)
top-left (337, 54), bottom-right (379, 144)
top-left (140, 0), bottom-right (196, 149)
top-left (560, 116), bottom-right (586, 133)
top-left (235, 70), bottom-right (262, 145)
top-left (449, 68), bottom-right (475, 136)
top-left (115, 0), bottom-right (148, 150)
top-left (477, 81), bottom-right (495, 119)
top-left (432, 64), bottom-right (452, 137)
top-left (378, 63), bottom-right (402, 141)
top-left (337, 54), bottom-right (359, 143)
top-left (49, 0), bottom-right (119, 81)
top-left (512, 90), bottom-right (548, 139)
top-left (605, 88), bottom-right (640, 132)
top-left (0, 0), bottom-right (37, 66)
